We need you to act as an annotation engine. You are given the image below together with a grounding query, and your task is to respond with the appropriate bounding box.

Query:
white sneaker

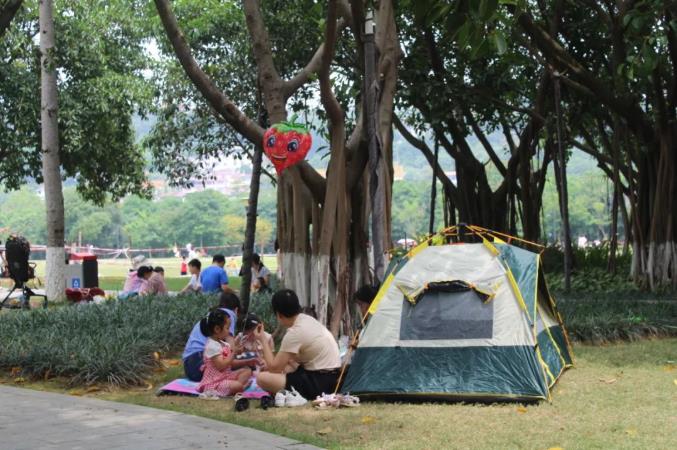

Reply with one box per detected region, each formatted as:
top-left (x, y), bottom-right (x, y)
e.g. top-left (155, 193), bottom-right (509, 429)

top-left (274, 390), bottom-right (288, 407)
top-left (284, 387), bottom-right (308, 407)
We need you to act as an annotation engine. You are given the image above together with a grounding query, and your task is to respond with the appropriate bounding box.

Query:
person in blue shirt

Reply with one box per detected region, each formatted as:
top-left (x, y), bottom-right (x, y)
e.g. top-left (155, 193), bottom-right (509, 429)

top-left (183, 292), bottom-right (242, 382)
top-left (199, 254), bottom-right (232, 294)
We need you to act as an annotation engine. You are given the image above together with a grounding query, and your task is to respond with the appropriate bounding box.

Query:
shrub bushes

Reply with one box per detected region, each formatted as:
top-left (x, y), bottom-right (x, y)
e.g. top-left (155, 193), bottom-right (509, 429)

top-left (0, 294), bottom-right (216, 386)
top-left (558, 297), bottom-right (677, 344)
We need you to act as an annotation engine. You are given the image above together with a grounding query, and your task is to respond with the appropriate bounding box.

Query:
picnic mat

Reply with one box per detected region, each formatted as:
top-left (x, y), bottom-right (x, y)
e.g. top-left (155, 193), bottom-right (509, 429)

top-left (157, 377), bottom-right (269, 399)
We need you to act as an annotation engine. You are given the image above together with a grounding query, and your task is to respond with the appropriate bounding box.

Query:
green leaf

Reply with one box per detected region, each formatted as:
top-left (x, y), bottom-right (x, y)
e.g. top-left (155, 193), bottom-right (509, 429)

top-left (479, 0), bottom-right (499, 21)
top-left (493, 31), bottom-right (507, 54)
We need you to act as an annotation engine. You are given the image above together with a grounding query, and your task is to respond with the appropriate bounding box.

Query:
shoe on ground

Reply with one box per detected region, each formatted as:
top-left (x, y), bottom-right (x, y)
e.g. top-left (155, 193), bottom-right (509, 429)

top-left (284, 387), bottom-right (308, 407)
top-left (275, 390), bottom-right (288, 407)
top-left (260, 395), bottom-right (274, 410)
top-left (234, 394), bottom-right (249, 412)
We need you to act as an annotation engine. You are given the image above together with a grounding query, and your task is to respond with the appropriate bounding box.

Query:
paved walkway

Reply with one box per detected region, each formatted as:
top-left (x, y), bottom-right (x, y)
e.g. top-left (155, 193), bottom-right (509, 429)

top-left (0, 386), bottom-right (321, 450)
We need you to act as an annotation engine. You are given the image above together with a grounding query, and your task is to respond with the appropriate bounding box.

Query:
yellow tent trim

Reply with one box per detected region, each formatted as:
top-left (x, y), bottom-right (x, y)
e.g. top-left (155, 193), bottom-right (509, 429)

top-left (538, 309), bottom-right (567, 368)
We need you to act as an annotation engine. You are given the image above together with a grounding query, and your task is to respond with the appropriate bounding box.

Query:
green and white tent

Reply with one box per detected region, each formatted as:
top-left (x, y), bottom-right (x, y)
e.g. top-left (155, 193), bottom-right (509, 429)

top-left (342, 226), bottom-right (573, 402)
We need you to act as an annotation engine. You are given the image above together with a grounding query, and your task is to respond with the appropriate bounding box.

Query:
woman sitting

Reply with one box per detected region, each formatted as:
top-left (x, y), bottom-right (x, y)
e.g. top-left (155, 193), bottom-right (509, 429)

top-left (253, 289), bottom-right (341, 405)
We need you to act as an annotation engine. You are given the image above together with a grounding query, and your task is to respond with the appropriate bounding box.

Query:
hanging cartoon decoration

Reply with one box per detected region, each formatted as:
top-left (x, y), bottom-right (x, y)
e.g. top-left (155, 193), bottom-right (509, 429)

top-left (262, 115), bottom-right (312, 174)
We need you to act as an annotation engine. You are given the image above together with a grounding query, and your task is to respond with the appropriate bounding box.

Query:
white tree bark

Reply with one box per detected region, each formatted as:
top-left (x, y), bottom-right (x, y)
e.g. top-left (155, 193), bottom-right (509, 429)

top-left (40, 0), bottom-right (65, 301)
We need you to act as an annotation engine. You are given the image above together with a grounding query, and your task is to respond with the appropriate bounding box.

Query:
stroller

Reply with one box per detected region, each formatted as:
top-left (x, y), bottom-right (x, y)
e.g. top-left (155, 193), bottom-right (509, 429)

top-left (0, 235), bottom-right (47, 310)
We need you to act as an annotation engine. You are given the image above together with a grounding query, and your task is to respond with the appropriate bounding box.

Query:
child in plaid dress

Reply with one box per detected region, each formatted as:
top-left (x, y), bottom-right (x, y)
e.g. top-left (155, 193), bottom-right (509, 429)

top-left (197, 309), bottom-right (252, 397)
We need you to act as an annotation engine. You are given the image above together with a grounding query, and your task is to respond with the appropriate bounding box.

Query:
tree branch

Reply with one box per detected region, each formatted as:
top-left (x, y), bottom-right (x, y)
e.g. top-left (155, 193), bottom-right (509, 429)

top-left (394, 115), bottom-right (457, 198)
top-left (154, 0), bottom-right (263, 144)
top-left (0, 0), bottom-right (22, 39)
top-left (283, 19), bottom-right (348, 97)
top-left (462, 106), bottom-right (507, 176)
top-left (515, 9), bottom-right (655, 144)
top-left (242, 0), bottom-right (288, 122)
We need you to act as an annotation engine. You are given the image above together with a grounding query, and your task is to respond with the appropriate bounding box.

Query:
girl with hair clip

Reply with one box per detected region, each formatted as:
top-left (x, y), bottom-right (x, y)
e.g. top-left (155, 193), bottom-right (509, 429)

top-left (197, 308), bottom-right (252, 398)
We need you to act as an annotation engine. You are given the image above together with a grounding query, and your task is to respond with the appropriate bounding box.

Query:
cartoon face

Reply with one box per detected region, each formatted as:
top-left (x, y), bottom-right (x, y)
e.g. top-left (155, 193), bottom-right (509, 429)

top-left (263, 120), bottom-right (312, 174)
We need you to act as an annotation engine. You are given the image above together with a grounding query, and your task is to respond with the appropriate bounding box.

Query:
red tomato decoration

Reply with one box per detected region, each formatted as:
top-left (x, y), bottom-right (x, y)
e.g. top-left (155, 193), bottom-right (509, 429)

top-left (263, 116), bottom-right (312, 174)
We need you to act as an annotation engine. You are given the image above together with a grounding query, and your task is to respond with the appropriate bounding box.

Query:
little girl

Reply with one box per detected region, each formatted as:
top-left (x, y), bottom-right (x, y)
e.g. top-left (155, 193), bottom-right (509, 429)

top-left (236, 313), bottom-right (274, 369)
top-left (197, 308), bottom-right (252, 398)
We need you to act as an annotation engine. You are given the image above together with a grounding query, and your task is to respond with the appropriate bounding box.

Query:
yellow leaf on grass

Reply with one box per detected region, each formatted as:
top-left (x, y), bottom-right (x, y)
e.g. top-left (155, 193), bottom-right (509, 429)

top-left (673, 379), bottom-right (677, 386)
top-left (625, 428), bottom-right (638, 437)
top-left (516, 406), bottom-right (528, 414)
top-left (316, 427), bottom-right (333, 436)
top-left (361, 416), bottom-right (376, 424)
top-left (548, 447), bottom-right (564, 450)
top-left (599, 378), bottom-right (617, 384)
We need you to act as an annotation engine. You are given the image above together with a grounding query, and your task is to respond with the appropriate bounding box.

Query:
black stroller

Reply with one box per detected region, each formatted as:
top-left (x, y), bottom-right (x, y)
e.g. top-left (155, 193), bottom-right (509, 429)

top-left (0, 235), bottom-right (47, 310)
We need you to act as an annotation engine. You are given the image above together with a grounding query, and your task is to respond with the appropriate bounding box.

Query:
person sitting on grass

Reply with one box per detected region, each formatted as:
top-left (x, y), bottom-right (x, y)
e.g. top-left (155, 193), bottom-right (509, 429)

top-left (139, 266), bottom-right (168, 296)
top-left (353, 284), bottom-right (380, 323)
top-left (250, 253), bottom-right (271, 293)
top-left (236, 313), bottom-right (275, 370)
top-left (180, 258), bottom-right (202, 294)
top-left (199, 254), bottom-right (232, 294)
top-left (196, 308), bottom-right (252, 398)
top-left (182, 292), bottom-right (243, 382)
top-left (253, 289), bottom-right (341, 406)
top-left (120, 255), bottom-right (149, 298)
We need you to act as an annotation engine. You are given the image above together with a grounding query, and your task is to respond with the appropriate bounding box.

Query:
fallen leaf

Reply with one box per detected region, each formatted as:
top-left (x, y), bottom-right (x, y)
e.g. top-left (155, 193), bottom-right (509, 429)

top-left (13, 377), bottom-right (25, 384)
top-left (516, 406), bottom-right (528, 414)
top-left (625, 428), bottom-right (638, 437)
top-left (153, 352), bottom-right (161, 361)
top-left (85, 386), bottom-right (101, 394)
top-left (164, 359), bottom-right (180, 366)
top-left (316, 427), bottom-right (333, 435)
top-left (361, 415), bottom-right (376, 424)
top-left (548, 447), bottom-right (564, 450)
top-left (599, 378), bottom-right (617, 384)
top-left (673, 379), bottom-right (677, 386)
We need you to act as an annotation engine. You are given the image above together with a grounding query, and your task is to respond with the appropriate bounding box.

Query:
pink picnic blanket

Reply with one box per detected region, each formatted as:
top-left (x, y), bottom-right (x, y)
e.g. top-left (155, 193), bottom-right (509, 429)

top-left (157, 377), bottom-right (269, 399)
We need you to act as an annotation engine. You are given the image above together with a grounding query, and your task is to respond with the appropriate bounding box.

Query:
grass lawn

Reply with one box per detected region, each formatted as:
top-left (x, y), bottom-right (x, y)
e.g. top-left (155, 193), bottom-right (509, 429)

top-left (4, 338), bottom-right (676, 449)
top-left (2, 255), bottom-right (271, 292)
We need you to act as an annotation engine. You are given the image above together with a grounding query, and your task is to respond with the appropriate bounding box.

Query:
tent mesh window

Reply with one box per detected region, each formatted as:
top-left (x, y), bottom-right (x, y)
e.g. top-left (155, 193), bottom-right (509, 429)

top-left (399, 288), bottom-right (494, 340)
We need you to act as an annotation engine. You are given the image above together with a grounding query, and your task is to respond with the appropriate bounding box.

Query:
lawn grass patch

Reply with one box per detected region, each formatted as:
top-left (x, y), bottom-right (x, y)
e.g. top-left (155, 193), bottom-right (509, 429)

top-left (5, 339), bottom-right (675, 450)
top-left (0, 294), bottom-right (220, 385)
top-left (97, 276), bottom-right (242, 292)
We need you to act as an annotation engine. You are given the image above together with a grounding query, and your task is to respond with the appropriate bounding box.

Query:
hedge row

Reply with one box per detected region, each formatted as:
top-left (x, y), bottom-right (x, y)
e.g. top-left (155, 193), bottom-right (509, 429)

top-left (0, 294), bottom-right (215, 386)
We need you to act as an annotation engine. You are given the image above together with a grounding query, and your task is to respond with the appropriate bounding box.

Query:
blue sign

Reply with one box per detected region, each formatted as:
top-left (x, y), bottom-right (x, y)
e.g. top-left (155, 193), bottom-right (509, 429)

top-left (72, 278), bottom-right (81, 288)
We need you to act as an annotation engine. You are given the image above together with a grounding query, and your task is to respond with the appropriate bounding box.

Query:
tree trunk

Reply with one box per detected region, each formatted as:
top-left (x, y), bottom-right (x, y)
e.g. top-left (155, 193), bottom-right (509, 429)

top-left (240, 144), bottom-right (263, 313)
top-left (553, 75), bottom-right (572, 290)
top-left (39, 0), bottom-right (65, 302)
top-left (240, 88), bottom-right (267, 314)
top-left (429, 140), bottom-right (439, 235)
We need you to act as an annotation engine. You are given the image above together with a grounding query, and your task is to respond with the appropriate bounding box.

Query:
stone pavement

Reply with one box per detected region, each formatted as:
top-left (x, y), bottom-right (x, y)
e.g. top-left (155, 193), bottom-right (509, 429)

top-left (0, 385), bottom-right (321, 450)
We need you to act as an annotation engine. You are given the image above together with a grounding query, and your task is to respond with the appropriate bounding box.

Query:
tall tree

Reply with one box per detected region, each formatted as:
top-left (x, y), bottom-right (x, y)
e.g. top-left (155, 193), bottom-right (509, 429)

top-left (1, 0), bottom-right (153, 203)
top-left (39, 0), bottom-right (64, 300)
top-left (152, 0), bottom-right (400, 332)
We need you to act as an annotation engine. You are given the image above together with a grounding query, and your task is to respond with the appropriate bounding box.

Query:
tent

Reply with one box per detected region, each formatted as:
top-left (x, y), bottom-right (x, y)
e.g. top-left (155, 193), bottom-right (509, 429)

top-left (342, 225), bottom-right (573, 402)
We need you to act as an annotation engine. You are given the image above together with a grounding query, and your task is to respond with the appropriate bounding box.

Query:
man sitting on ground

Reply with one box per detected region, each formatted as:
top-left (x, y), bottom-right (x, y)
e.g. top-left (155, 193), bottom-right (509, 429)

top-left (253, 289), bottom-right (341, 405)
top-left (180, 258), bottom-right (202, 294)
top-left (354, 284), bottom-right (380, 322)
top-left (199, 254), bottom-right (232, 294)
